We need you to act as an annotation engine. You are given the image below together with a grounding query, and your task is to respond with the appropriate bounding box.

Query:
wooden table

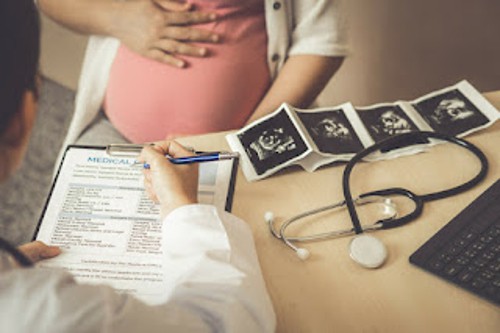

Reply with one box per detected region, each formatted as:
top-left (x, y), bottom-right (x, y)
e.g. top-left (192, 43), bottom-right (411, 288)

top-left (179, 91), bottom-right (500, 333)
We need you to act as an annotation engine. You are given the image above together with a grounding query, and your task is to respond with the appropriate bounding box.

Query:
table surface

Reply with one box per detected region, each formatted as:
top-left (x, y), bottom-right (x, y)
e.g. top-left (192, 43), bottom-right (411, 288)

top-left (178, 91), bottom-right (500, 333)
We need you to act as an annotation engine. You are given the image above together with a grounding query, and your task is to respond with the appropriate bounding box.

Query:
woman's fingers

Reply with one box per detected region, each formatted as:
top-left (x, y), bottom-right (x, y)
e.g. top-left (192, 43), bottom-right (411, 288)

top-left (153, 0), bottom-right (192, 12)
top-left (164, 10), bottom-right (217, 26)
top-left (147, 49), bottom-right (186, 67)
top-left (113, 1), bottom-right (219, 66)
top-left (154, 38), bottom-right (208, 56)
top-left (162, 26), bottom-right (219, 43)
top-left (147, 24), bottom-right (221, 65)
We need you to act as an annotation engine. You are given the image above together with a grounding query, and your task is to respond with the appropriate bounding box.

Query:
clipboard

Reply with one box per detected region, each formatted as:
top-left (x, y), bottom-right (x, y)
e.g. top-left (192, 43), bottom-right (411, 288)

top-left (33, 144), bottom-right (238, 241)
top-left (30, 144), bottom-right (238, 304)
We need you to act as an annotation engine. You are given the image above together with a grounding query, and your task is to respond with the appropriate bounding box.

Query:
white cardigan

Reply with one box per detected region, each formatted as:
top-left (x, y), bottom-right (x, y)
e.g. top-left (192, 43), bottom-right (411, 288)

top-left (62, 0), bottom-right (348, 148)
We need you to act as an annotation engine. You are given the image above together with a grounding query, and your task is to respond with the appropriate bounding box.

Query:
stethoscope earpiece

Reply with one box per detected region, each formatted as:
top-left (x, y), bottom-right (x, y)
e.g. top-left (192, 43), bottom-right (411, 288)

top-left (295, 248), bottom-right (310, 261)
top-left (265, 211), bottom-right (311, 260)
top-left (381, 199), bottom-right (397, 219)
top-left (264, 211), bottom-right (274, 224)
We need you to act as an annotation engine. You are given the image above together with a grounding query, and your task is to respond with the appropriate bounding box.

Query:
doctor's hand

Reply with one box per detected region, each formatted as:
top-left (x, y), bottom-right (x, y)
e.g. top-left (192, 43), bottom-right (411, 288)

top-left (111, 0), bottom-right (219, 68)
top-left (17, 241), bottom-right (61, 264)
top-left (139, 140), bottom-right (199, 218)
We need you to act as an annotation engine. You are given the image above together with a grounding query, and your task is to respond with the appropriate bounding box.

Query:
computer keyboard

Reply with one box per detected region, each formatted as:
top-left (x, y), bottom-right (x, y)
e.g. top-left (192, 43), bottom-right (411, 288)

top-left (410, 179), bottom-right (500, 306)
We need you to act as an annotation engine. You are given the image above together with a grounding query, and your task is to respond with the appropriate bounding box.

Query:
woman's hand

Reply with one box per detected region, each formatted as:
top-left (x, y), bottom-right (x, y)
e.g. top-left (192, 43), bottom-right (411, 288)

top-left (139, 140), bottom-right (199, 218)
top-left (111, 0), bottom-right (220, 67)
top-left (17, 241), bottom-right (61, 264)
top-left (39, 0), bottom-right (219, 66)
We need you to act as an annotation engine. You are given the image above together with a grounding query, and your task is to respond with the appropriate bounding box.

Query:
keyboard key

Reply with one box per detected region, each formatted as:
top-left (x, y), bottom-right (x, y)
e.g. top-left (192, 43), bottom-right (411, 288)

top-left (479, 270), bottom-right (495, 280)
top-left (481, 251), bottom-right (496, 261)
top-left (429, 259), bottom-right (445, 271)
top-left (487, 261), bottom-right (500, 272)
top-left (457, 270), bottom-right (476, 283)
top-left (444, 264), bottom-right (462, 276)
top-left (446, 245), bottom-right (462, 255)
top-left (480, 235), bottom-right (494, 243)
top-left (470, 242), bottom-right (486, 251)
top-left (473, 257), bottom-right (489, 268)
top-left (486, 227), bottom-right (500, 238)
top-left (438, 253), bottom-right (453, 263)
top-left (471, 277), bottom-right (487, 289)
top-left (464, 249), bottom-right (478, 258)
top-left (454, 256), bottom-right (470, 265)
top-left (490, 243), bottom-right (500, 253)
top-left (454, 238), bottom-right (469, 248)
top-left (460, 231), bottom-right (477, 243)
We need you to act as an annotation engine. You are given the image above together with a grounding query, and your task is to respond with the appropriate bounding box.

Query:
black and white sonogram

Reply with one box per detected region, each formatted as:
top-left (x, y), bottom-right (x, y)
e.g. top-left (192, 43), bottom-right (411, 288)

top-left (237, 108), bottom-right (308, 175)
top-left (297, 109), bottom-right (364, 154)
top-left (356, 105), bottom-right (419, 142)
top-left (412, 89), bottom-right (488, 136)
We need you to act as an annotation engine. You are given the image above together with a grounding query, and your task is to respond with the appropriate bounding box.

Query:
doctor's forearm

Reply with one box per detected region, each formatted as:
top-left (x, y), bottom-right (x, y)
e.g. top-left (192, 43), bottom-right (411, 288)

top-left (246, 55), bottom-right (344, 124)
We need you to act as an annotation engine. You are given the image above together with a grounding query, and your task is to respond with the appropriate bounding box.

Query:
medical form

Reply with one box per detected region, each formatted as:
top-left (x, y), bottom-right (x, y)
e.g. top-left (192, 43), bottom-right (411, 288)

top-left (34, 146), bottom-right (237, 305)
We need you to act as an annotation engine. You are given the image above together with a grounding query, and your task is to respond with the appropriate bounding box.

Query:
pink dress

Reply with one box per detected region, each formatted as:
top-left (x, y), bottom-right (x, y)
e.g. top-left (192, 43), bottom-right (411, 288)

top-left (104, 0), bottom-right (270, 143)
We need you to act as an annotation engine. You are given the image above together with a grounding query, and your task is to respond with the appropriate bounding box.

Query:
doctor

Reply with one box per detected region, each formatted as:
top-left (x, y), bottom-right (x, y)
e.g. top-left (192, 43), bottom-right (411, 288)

top-left (0, 1), bottom-right (275, 332)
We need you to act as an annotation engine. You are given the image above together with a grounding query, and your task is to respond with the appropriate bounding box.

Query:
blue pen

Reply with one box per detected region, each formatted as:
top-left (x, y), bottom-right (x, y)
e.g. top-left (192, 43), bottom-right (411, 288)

top-left (132, 151), bottom-right (239, 169)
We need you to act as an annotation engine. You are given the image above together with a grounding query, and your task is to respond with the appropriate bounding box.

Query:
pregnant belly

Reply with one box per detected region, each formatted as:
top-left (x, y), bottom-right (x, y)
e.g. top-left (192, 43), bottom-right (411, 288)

top-left (105, 36), bottom-right (270, 143)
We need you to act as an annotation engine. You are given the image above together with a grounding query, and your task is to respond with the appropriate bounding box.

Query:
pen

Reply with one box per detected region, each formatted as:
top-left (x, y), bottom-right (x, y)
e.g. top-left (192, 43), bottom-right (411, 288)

top-left (132, 151), bottom-right (239, 169)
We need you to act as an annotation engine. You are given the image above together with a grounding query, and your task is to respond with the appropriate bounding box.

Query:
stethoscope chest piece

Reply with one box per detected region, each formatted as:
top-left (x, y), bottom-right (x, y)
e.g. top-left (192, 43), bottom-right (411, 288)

top-left (349, 234), bottom-right (388, 269)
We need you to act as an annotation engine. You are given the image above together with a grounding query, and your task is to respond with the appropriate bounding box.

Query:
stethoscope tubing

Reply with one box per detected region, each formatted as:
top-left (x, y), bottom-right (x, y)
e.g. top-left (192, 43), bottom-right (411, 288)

top-left (359, 188), bottom-right (424, 229)
top-left (343, 131), bottom-right (489, 235)
top-left (267, 194), bottom-right (393, 244)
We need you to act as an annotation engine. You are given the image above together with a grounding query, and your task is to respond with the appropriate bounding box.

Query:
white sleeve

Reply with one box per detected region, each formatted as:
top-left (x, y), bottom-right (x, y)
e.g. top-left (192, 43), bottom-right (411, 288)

top-left (156, 204), bottom-right (276, 332)
top-left (289, 0), bottom-right (349, 56)
top-left (0, 205), bottom-right (276, 333)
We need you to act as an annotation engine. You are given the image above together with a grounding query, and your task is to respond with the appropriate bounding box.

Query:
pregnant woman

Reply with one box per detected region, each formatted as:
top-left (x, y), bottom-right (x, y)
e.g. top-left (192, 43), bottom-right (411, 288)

top-left (38, 0), bottom-right (348, 145)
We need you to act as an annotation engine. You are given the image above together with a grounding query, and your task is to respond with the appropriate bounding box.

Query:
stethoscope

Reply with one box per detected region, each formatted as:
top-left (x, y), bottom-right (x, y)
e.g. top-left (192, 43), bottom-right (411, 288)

top-left (266, 131), bottom-right (488, 268)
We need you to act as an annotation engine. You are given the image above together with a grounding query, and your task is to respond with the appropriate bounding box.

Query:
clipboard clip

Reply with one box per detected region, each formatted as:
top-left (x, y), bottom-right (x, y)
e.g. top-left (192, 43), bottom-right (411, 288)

top-left (106, 144), bottom-right (153, 157)
top-left (106, 143), bottom-right (198, 157)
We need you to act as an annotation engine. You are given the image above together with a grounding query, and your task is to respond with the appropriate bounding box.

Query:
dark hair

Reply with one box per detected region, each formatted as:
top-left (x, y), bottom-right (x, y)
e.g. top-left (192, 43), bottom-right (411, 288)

top-left (0, 238), bottom-right (33, 267)
top-left (0, 0), bottom-right (40, 136)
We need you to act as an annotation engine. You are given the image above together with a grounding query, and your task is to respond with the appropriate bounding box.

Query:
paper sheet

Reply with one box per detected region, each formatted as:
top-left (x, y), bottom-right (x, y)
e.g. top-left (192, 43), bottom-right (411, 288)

top-left (35, 146), bottom-right (236, 304)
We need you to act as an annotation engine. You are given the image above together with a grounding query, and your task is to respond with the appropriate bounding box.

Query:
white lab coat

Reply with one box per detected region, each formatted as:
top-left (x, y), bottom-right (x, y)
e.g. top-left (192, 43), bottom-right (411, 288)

top-left (0, 205), bottom-right (276, 333)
